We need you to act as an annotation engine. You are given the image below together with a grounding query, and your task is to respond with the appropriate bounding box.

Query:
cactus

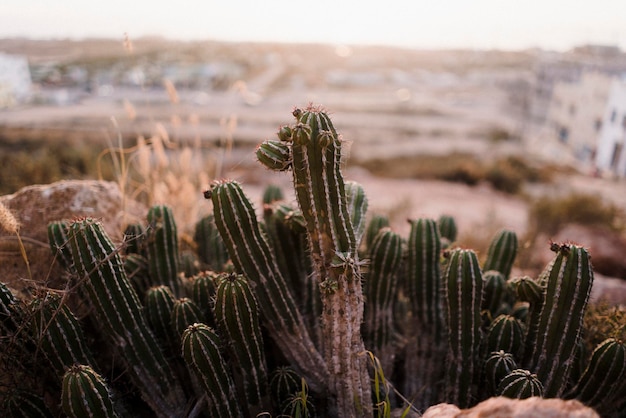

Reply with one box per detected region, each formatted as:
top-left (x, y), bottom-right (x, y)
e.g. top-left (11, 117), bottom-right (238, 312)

top-left (484, 350), bottom-right (518, 393)
top-left (181, 323), bottom-right (242, 418)
top-left (207, 179), bottom-right (328, 391)
top-left (281, 106), bottom-right (371, 416)
top-left (172, 297), bottom-right (205, 338)
top-left (486, 314), bottom-right (524, 358)
top-left (403, 218), bottom-right (445, 407)
top-left (527, 243), bottom-right (593, 398)
top-left (193, 214), bottom-right (229, 272)
top-left (344, 180), bottom-right (368, 246)
top-left (61, 364), bottom-right (120, 418)
top-left (437, 215), bottom-right (457, 246)
top-left (65, 218), bottom-right (187, 417)
top-left (363, 214), bottom-right (390, 253)
top-left (566, 338), bottom-right (626, 415)
top-left (122, 222), bottom-right (146, 256)
top-left (144, 285), bottom-right (177, 348)
top-left (30, 293), bottom-right (96, 377)
top-left (214, 273), bottom-right (270, 415)
top-left (363, 227), bottom-right (403, 373)
top-left (497, 369), bottom-right (544, 399)
top-left (188, 270), bottom-right (217, 324)
top-left (482, 270), bottom-right (507, 316)
top-left (146, 205), bottom-right (182, 296)
top-left (47, 220), bottom-right (74, 272)
top-left (262, 184), bottom-right (285, 205)
top-left (124, 253), bottom-right (151, 297)
top-left (270, 366), bottom-right (303, 410)
top-left (483, 229), bottom-right (518, 279)
top-left (444, 248), bottom-right (483, 408)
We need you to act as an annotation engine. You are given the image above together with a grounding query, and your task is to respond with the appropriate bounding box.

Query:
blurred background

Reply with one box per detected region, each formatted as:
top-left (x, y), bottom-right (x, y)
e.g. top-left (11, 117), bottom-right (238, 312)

top-left (1, 0), bottom-right (626, 278)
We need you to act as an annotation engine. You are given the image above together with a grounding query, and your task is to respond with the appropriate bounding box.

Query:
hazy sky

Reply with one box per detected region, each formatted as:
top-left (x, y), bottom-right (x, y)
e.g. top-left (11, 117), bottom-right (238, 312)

top-left (2, 0), bottom-right (624, 50)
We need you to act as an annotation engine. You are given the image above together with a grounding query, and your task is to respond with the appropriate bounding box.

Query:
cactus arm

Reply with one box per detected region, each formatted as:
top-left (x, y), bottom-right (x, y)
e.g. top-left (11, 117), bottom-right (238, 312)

top-left (483, 229), bottom-right (518, 279)
top-left (443, 248), bottom-right (483, 408)
top-left (181, 323), bottom-right (242, 418)
top-left (528, 244), bottom-right (593, 398)
top-left (214, 273), bottom-right (270, 415)
top-left (61, 365), bottom-right (120, 418)
top-left (146, 205), bottom-right (181, 296)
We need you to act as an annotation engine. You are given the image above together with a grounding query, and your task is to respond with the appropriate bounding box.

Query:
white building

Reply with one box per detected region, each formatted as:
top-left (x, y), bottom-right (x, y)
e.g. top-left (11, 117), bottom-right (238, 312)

top-left (544, 72), bottom-right (613, 164)
top-left (595, 77), bottom-right (626, 177)
top-left (0, 53), bottom-right (32, 108)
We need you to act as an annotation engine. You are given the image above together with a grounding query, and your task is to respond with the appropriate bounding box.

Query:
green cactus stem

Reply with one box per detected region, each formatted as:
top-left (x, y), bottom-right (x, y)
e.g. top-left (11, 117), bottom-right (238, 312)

top-left (437, 215), bottom-right (457, 246)
top-left (486, 314), bottom-right (524, 359)
top-left (188, 271), bottom-right (217, 324)
top-left (483, 229), bottom-right (518, 279)
top-left (144, 285), bottom-right (177, 348)
top-left (262, 184), bottom-right (285, 205)
top-left (497, 369), bottom-right (544, 399)
top-left (363, 227), bottom-right (403, 373)
top-left (484, 350), bottom-right (518, 394)
top-left (122, 223), bottom-right (146, 256)
top-left (527, 243), bottom-right (593, 398)
top-left (256, 139), bottom-right (292, 172)
top-left (363, 214), bottom-right (390, 253)
top-left (30, 293), bottom-right (96, 378)
top-left (207, 180), bottom-right (328, 391)
top-left (61, 364), bottom-right (120, 418)
top-left (344, 180), bottom-right (368, 246)
top-left (65, 218), bottom-right (187, 417)
top-left (181, 323), bottom-right (242, 418)
top-left (214, 273), bottom-right (270, 415)
top-left (172, 297), bottom-right (205, 338)
top-left (146, 205), bottom-right (182, 296)
top-left (124, 253), bottom-right (151, 297)
top-left (567, 338), bottom-right (626, 414)
top-left (509, 275), bottom-right (543, 366)
top-left (47, 221), bottom-right (74, 272)
top-left (444, 248), bottom-right (484, 408)
top-left (270, 366), bottom-right (302, 410)
top-left (288, 106), bottom-right (371, 416)
top-left (482, 270), bottom-right (507, 316)
top-left (193, 214), bottom-right (229, 272)
top-left (404, 218), bottom-right (445, 408)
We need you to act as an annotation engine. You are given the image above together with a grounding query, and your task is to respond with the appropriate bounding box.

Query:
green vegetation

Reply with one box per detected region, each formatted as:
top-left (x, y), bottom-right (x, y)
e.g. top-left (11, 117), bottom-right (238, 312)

top-left (1, 106), bottom-right (625, 417)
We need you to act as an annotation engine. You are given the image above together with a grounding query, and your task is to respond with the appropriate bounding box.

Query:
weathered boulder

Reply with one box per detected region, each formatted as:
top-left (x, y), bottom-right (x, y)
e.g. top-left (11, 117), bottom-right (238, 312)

top-left (422, 397), bottom-right (599, 418)
top-left (0, 180), bottom-right (146, 297)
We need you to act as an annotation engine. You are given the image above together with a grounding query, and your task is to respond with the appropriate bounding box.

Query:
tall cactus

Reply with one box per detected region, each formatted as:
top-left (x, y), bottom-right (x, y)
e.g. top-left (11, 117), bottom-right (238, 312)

top-left (181, 323), bottom-right (242, 418)
top-left (483, 229), bottom-right (518, 279)
top-left (404, 218), bottom-right (446, 408)
top-left (259, 105), bottom-right (371, 416)
top-left (443, 248), bottom-right (483, 408)
top-left (61, 364), bottom-right (120, 418)
top-left (146, 205), bottom-right (182, 296)
top-left (65, 218), bottom-right (187, 417)
top-left (363, 227), bottom-right (403, 373)
top-left (527, 243), bottom-right (593, 398)
top-left (193, 214), bottom-right (229, 272)
top-left (207, 180), bottom-right (328, 391)
top-left (214, 273), bottom-right (270, 415)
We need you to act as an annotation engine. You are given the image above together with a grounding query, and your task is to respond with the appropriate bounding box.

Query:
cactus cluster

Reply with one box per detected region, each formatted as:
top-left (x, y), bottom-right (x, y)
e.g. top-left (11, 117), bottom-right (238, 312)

top-left (0, 105), bottom-right (625, 417)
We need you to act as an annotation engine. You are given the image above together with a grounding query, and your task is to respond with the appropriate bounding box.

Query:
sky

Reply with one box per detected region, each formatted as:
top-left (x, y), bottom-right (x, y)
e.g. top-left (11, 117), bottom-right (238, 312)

top-left (1, 0), bottom-right (625, 51)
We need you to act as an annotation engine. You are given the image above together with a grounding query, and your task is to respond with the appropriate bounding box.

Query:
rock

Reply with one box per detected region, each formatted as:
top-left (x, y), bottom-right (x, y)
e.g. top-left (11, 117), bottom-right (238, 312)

top-left (422, 397), bottom-right (599, 418)
top-left (0, 180), bottom-right (146, 297)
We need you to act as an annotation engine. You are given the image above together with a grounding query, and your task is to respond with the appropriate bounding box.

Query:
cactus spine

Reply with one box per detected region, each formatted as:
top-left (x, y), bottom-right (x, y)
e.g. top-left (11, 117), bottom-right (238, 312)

top-left (528, 244), bottom-right (593, 397)
top-left (214, 273), bottom-right (270, 415)
top-left (61, 364), bottom-right (120, 418)
top-left (207, 180), bottom-right (328, 390)
top-left (444, 248), bottom-right (483, 408)
top-left (65, 218), bottom-right (187, 417)
top-left (146, 205), bottom-right (181, 296)
top-left (181, 323), bottom-right (242, 418)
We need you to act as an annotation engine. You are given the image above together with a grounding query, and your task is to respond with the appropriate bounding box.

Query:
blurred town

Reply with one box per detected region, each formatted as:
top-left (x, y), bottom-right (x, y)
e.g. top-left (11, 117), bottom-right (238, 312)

top-left (1, 37), bottom-right (626, 179)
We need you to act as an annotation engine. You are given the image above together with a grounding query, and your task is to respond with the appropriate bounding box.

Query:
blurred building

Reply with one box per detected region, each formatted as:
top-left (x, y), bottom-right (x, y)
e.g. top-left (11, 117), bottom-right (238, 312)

top-left (0, 52), bottom-right (32, 108)
top-left (595, 77), bottom-right (626, 177)
top-left (545, 72), bottom-right (613, 164)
